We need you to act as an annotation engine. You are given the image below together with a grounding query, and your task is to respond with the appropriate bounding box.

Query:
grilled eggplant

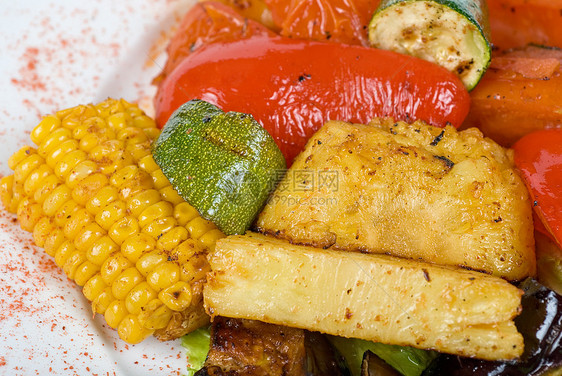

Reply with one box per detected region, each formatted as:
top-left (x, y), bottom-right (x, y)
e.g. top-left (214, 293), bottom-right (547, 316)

top-left (195, 317), bottom-right (350, 376)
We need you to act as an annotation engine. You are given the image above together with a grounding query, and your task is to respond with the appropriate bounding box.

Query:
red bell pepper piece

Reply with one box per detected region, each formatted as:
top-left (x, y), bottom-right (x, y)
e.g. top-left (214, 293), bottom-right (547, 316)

top-left (513, 129), bottom-right (562, 248)
top-left (155, 37), bottom-right (470, 164)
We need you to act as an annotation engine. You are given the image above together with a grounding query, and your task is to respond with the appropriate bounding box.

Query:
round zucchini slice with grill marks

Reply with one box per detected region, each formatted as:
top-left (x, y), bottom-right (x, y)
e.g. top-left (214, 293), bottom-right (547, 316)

top-left (368, 0), bottom-right (491, 90)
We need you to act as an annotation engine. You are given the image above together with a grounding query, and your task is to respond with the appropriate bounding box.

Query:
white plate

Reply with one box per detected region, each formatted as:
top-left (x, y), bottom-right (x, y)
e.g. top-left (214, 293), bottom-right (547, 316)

top-left (0, 1), bottom-right (197, 374)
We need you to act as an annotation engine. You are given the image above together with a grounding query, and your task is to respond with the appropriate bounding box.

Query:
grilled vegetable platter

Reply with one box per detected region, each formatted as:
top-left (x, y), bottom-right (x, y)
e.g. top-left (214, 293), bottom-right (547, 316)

top-left (1, 0), bottom-right (562, 375)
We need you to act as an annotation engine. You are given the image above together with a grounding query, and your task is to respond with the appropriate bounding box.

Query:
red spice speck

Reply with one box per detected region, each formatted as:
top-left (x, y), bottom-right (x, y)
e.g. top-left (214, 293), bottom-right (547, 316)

top-left (11, 47), bottom-right (46, 92)
top-left (0, 356), bottom-right (5, 366)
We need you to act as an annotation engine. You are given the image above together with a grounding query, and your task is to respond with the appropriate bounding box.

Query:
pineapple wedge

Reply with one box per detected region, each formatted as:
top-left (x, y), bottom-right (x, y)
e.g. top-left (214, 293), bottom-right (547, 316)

top-left (204, 233), bottom-right (524, 361)
top-left (256, 118), bottom-right (535, 281)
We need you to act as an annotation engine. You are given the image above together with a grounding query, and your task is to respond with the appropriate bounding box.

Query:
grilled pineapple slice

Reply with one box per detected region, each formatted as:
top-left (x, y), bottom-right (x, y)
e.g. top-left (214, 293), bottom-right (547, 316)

top-left (204, 233), bottom-right (524, 361)
top-left (256, 118), bottom-right (535, 281)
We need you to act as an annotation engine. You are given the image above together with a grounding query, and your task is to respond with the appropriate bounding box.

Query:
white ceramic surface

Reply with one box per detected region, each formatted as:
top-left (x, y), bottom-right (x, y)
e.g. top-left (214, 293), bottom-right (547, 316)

top-left (0, 1), bottom-right (197, 375)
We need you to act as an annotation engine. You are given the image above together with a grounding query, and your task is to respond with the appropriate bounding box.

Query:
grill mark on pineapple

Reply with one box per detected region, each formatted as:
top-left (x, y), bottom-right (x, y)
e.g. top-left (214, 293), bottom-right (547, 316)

top-left (433, 155), bottom-right (454, 169)
top-left (422, 268), bottom-right (431, 282)
top-left (430, 130), bottom-right (445, 146)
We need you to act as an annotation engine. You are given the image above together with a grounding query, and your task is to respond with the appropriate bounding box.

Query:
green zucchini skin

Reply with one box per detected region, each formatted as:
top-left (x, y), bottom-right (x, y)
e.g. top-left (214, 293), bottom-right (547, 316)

top-left (153, 99), bottom-right (286, 236)
top-left (369, 0), bottom-right (491, 90)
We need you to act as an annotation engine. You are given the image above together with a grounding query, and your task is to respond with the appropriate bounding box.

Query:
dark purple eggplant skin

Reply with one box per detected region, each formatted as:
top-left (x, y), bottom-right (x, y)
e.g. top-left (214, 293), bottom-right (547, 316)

top-left (423, 278), bottom-right (562, 376)
top-left (361, 351), bottom-right (401, 376)
top-left (304, 331), bottom-right (351, 376)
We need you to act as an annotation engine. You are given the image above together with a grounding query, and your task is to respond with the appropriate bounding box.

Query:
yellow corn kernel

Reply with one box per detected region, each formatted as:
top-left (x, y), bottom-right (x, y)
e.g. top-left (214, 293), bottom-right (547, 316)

top-left (92, 286), bottom-right (114, 315)
top-left (197, 229), bottom-right (225, 252)
top-left (125, 142), bottom-right (152, 162)
top-left (0, 175), bottom-right (15, 212)
top-left (125, 104), bottom-right (143, 117)
top-left (53, 199), bottom-right (79, 227)
top-left (86, 185), bottom-right (119, 216)
top-left (157, 226), bottom-right (188, 252)
top-left (169, 239), bottom-right (197, 264)
top-left (61, 112), bottom-right (82, 131)
top-left (54, 241), bottom-right (75, 268)
top-left (95, 98), bottom-right (126, 118)
top-left (180, 254), bottom-right (210, 283)
top-left (44, 228), bottom-right (66, 257)
top-left (8, 146), bottom-right (36, 170)
top-left (31, 116), bottom-right (61, 146)
top-left (109, 216), bottom-right (140, 245)
top-left (89, 140), bottom-right (132, 175)
top-left (72, 173), bottom-right (108, 206)
top-left (107, 112), bottom-right (132, 132)
top-left (38, 127), bottom-right (71, 158)
top-left (33, 174), bottom-right (61, 205)
top-left (101, 253), bottom-right (132, 285)
top-left (159, 185), bottom-right (184, 206)
top-left (74, 261), bottom-right (101, 286)
top-left (87, 236), bottom-right (119, 266)
top-left (74, 121), bottom-right (115, 153)
top-left (14, 153), bottom-right (44, 184)
top-left (74, 223), bottom-right (105, 252)
top-left (10, 182), bottom-right (25, 213)
top-left (63, 208), bottom-right (92, 240)
top-left (112, 267), bottom-right (144, 300)
top-left (33, 217), bottom-right (56, 248)
top-left (173, 202), bottom-right (200, 226)
top-left (83, 273), bottom-right (106, 302)
top-left (150, 169), bottom-right (170, 190)
top-left (46, 139), bottom-right (78, 169)
top-left (125, 281), bottom-right (156, 314)
top-left (42, 184), bottom-right (72, 216)
top-left (147, 262), bottom-right (180, 292)
top-left (127, 189), bottom-right (161, 217)
top-left (54, 149), bottom-right (87, 180)
top-left (117, 127), bottom-right (148, 146)
top-left (118, 315), bottom-right (154, 344)
top-left (104, 300), bottom-right (128, 329)
top-left (136, 250), bottom-right (166, 277)
top-left (137, 154), bottom-right (159, 174)
top-left (71, 124), bottom-right (91, 141)
top-left (114, 168), bottom-right (153, 201)
top-left (142, 128), bottom-right (160, 141)
top-left (142, 217), bottom-right (177, 240)
top-left (16, 197), bottom-right (43, 232)
top-left (138, 201), bottom-right (173, 228)
top-left (95, 200), bottom-right (127, 230)
top-left (63, 250), bottom-right (86, 280)
top-left (79, 132), bottom-right (106, 154)
top-left (186, 216), bottom-right (215, 240)
top-left (138, 299), bottom-right (172, 330)
top-left (159, 281), bottom-right (192, 311)
top-left (66, 160), bottom-right (98, 189)
top-left (82, 116), bottom-right (108, 132)
top-left (121, 233), bottom-right (155, 263)
top-left (60, 104), bottom-right (97, 127)
top-left (24, 164), bottom-right (54, 197)
top-left (133, 115), bottom-right (156, 129)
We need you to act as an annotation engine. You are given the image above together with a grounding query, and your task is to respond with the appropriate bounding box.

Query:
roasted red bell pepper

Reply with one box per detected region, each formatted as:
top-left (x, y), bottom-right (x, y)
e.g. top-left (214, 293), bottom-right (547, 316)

top-left (513, 129), bottom-right (562, 248)
top-left (155, 37), bottom-right (470, 163)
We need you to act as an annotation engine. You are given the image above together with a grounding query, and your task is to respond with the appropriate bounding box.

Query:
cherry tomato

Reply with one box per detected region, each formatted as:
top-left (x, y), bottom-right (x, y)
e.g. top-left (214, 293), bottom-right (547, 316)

top-left (513, 129), bottom-right (562, 248)
top-left (155, 36), bottom-right (470, 164)
top-left (264, 0), bottom-right (380, 46)
top-left (153, 1), bottom-right (274, 85)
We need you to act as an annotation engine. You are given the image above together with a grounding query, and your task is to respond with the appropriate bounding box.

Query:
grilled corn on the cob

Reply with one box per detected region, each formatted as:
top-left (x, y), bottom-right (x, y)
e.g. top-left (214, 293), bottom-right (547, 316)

top-left (1, 98), bottom-right (224, 344)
